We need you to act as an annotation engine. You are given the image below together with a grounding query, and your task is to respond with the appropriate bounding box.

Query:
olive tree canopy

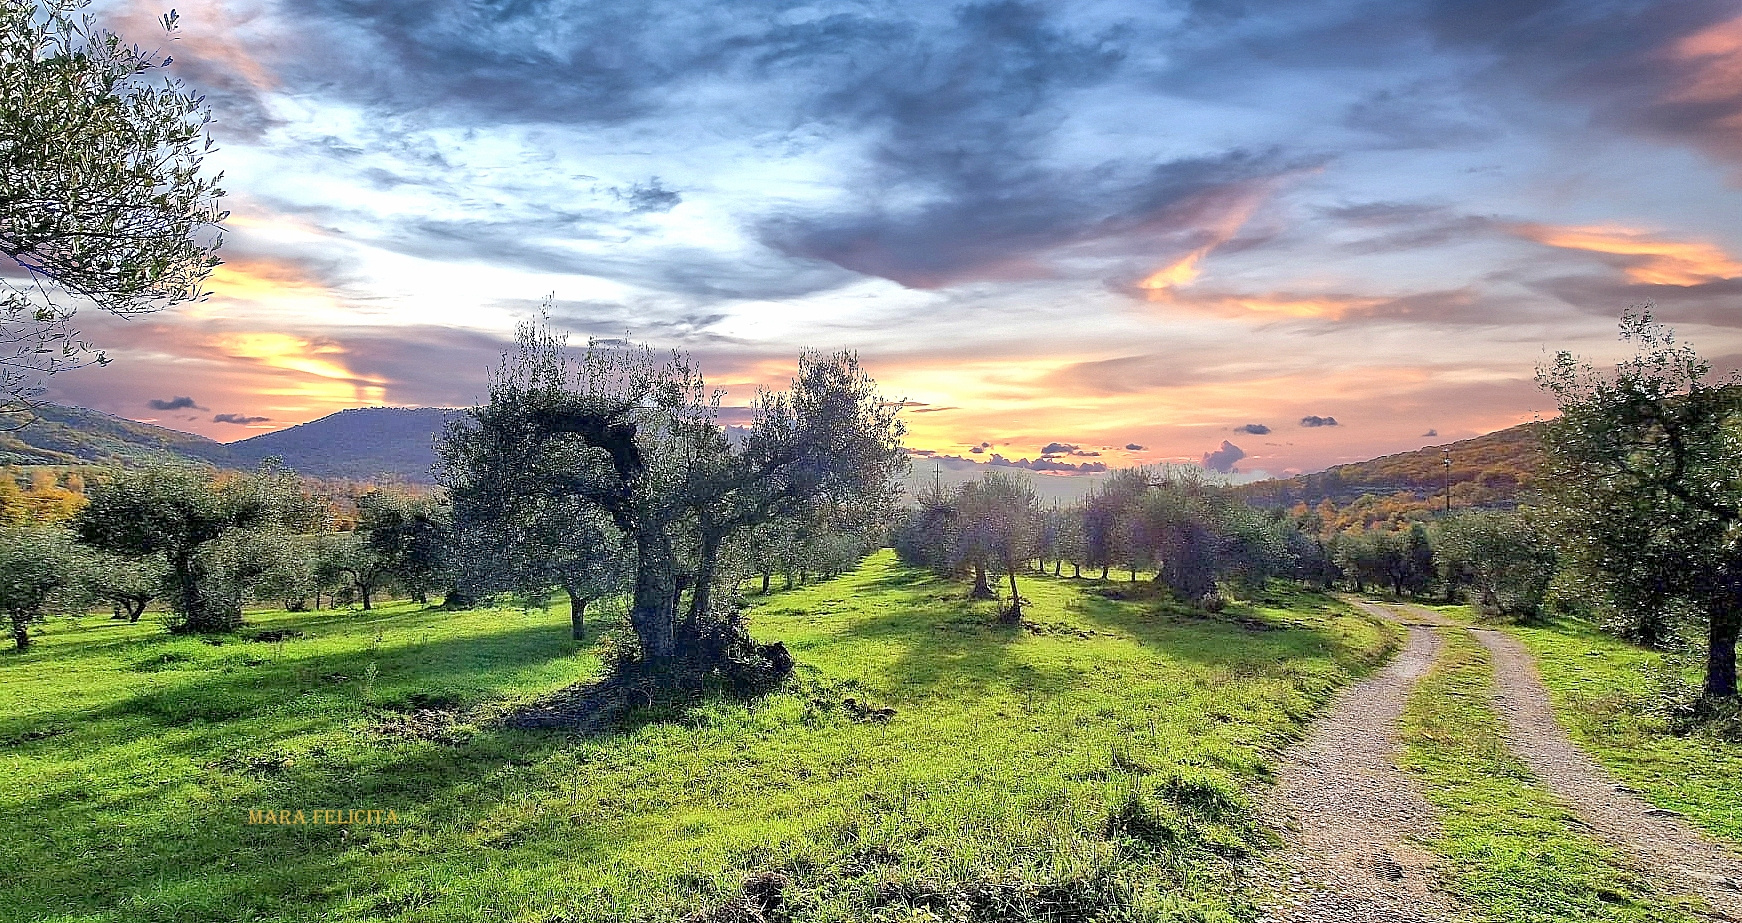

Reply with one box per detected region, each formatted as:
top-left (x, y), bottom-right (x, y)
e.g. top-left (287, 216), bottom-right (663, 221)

top-left (1538, 307), bottom-right (1742, 698)
top-left (1, 0), bottom-right (225, 410)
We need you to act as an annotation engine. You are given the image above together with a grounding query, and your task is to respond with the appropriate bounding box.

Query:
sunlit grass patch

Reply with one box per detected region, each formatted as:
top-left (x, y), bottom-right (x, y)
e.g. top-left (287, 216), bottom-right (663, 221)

top-left (1, 552), bottom-right (1391, 922)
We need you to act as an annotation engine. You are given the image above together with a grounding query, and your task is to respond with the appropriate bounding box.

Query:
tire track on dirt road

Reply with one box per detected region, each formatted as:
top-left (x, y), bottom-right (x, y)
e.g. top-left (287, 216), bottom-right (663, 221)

top-left (1398, 604), bottom-right (1742, 921)
top-left (1257, 600), bottom-right (1466, 922)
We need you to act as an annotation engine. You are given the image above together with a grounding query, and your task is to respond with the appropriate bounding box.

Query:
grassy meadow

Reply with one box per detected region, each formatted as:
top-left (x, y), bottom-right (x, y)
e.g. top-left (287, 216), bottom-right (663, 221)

top-left (0, 551), bottom-right (1394, 923)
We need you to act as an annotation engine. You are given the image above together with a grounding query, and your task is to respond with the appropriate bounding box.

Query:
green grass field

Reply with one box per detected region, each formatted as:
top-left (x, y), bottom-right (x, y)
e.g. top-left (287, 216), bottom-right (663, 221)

top-left (0, 552), bottom-right (1394, 923)
top-left (1399, 628), bottom-right (1698, 923)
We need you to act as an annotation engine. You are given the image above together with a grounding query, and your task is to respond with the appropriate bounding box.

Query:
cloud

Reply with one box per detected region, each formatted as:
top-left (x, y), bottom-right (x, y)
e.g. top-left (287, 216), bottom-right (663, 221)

top-left (1039, 441), bottom-right (1099, 457)
top-left (1125, 443), bottom-right (1145, 451)
top-left (1412, 1), bottom-right (1742, 168)
top-left (1201, 439), bottom-right (1245, 473)
top-left (1300, 415), bottom-right (1339, 427)
top-left (1235, 423), bottom-right (1271, 435)
top-left (767, 151), bottom-right (1301, 290)
top-left (1423, 428), bottom-right (1438, 437)
top-left (147, 396), bottom-right (204, 411)
top-left (987, 453), bottom-right (1108, 474)
top-left (1509, 224), bottom-right (1742, 286)
top-left (213, 413), bottom-right (271, 425)
top-left (616, 178), bottom-right (682, 214)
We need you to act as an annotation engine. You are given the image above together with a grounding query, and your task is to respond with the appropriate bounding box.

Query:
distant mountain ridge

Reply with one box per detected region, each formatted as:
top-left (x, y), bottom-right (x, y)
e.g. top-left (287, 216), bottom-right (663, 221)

top-left (225, 407), bottom-right (459, 482)
top-left (0, 404), bottom-right (459, 483)
top-left (0, 404), bottom-right (235, 468)
top-left (5, 402), bottom-right (1546, 501)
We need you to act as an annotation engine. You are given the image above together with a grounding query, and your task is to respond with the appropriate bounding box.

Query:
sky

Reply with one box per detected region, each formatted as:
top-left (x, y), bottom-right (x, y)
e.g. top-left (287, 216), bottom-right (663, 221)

top-left (40, 0), bottom-right (1742, 479)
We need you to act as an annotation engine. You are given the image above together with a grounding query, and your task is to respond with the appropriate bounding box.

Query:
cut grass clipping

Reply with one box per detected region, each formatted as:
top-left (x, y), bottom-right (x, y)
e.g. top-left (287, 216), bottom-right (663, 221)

top-left (0, 551), bottom-right (1391, 923)
top-left (1399, 627), bottom-right (1701, 923)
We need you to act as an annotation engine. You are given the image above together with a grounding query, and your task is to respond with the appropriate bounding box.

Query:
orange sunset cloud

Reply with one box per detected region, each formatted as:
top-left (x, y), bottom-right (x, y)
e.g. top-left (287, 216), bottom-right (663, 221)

top-left (1510, 223), bottom-right (1742, 285)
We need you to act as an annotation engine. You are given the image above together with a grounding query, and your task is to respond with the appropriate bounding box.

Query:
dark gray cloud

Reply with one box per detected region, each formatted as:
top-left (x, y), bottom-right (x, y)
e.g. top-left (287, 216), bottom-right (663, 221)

top-left (1300, 415), bottom-right (1339, 427)
top-left (988, 453), bottom-right (1109, 474)
top-left (1235, 422), bottom-right (1271, 434)
top-left (1125, 442), bottom-right (1145, 450)
top-left (764, 152), bottom-right (1301, 288)
top-left (1420, 0), bottom-right (1742, 164)
top-left (1422, 428), bottom-right (1438, 437)
top-left (1201, 439), bottom-right (1245, 473)
top-left (147, 396), bottom-right (203, 411)
top-left (213, 413), bottom-right (271, 425)
top-left (616, 179), bottom-right (683, 214)
top-left (1527, 275), bottom-right (1742, 328)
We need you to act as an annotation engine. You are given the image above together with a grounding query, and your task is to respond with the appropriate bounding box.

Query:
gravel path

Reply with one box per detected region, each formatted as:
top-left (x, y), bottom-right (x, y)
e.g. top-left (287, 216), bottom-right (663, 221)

top-left (1257, 600), bottom-right (1465, 922)
top-left (1422, 609), bottom-right (1742, 920)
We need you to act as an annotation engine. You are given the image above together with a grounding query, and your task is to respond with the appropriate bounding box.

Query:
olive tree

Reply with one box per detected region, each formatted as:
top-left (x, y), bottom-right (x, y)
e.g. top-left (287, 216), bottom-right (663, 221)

top-left (955, 471), bottom-right (1039, 621)
top-left (440, 319), bottom-right (905, 680)
top-left (88, 548), bottom-right (165, 621)
top-left (2, 0), bottom-right (225, 409)
top-left (357, 490), bottom-right (452, 605)
top-left (1538, 307), bottom-right (1742, 698)
top-left (73, 463), bottom-right (323, 632)
top-left (1436, 509), bottom-right (1557, 620)
top-left (0, 524), bottom-right (90, 648)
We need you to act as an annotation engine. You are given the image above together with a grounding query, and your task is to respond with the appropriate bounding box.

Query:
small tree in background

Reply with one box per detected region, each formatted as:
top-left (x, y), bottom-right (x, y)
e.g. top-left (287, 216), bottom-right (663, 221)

top-left (956, 471), bottom-right (1039, 622)
top-left (357, 490), bottom-right (452, 604)
top-left (74, 463), bottom-right (324, 632)
top-left (0, 524), bottom-right (90, 649)
top-left (1436, 509), bottom-right (1557, 620)
top-left (88, 548), bottom-right (164, 621)
top-left (314, 531), bottom-right (393, 611)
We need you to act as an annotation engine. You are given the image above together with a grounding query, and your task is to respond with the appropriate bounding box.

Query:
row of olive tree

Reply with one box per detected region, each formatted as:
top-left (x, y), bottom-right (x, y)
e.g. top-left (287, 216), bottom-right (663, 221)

top-left (894, 466), bottom-right (1293, 618)
top-left (1281, 507), bottom-right (1557, 618)
top-left (436, 319), bottom-right (906, 685)
top-left (0, 463), bottom-right (451, 649)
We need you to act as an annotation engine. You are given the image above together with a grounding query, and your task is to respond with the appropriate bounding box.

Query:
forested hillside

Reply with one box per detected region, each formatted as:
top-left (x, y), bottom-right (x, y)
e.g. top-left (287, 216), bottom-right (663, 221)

top-left (0, 404), bottom-right (234, 468)
top-left (0, 405), bottom-right (453, 482)
top-left (1238, 422), bottom-right (1543, 510)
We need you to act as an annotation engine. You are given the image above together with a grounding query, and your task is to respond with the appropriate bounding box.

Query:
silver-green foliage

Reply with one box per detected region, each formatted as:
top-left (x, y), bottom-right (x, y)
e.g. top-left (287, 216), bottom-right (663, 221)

top-left (1, 0), bottom-right (225, 405)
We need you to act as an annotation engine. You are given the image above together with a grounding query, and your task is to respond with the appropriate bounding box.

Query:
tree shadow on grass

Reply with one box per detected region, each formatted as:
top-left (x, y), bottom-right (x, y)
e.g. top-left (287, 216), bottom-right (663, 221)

top-left (1060, 579), bottom-right (1378, 673)
top-left (7, 719), bottom-right (614, 923)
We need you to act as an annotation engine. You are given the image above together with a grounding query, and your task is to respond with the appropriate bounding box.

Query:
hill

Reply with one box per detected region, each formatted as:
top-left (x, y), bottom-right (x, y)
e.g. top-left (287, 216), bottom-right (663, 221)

top-left (6, 402), bottom-right (1545, 499)
top-left (225, 407), bottom-right (458, 482)
top-left (1237, 421), bottom-right (1544, 509)
top-left (1, 404), bottom-right (457, 482)
top-left (0, 404), bottom-right (235, 468)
